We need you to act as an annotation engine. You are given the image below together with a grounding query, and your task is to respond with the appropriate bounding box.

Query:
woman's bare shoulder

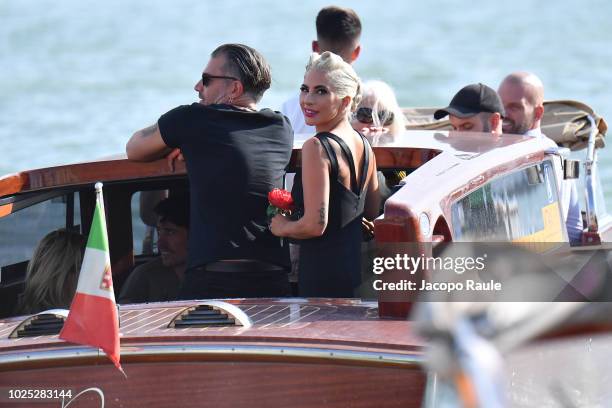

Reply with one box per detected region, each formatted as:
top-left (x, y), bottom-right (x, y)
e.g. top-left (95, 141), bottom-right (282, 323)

top-left (301, 136), bottom-right (332, 169)
top-left (302, 136), bottom-right (325, 153)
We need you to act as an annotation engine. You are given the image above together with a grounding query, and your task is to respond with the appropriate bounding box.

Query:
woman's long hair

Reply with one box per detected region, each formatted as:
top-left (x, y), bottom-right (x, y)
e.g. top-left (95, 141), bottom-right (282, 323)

top-left (17, 229), bottom-right (86, 315)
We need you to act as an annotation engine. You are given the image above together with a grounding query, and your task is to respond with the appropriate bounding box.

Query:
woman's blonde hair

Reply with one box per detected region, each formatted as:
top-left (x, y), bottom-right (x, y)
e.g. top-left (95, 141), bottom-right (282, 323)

top-left (305, 51), bottom-right (362, 112)
top-left (18, 229), bottom-right (86, 315)
top-left (359, 80), bottom-right (406, 136)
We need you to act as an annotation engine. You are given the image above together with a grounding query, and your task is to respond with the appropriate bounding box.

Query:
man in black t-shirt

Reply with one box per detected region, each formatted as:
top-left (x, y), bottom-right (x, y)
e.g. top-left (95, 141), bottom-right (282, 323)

top-left (126, 44), bottom-right (294, 299)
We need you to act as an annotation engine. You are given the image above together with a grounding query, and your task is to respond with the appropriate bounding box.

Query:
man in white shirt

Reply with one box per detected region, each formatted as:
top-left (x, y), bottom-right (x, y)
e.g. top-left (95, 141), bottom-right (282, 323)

top-left (280, 6), bottom-right (362, 135)
top-left (498, 72), bottom-right (583, 243)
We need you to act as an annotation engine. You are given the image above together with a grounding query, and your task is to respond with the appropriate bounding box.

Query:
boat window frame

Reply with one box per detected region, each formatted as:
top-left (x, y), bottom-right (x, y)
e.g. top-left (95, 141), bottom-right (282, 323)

top-left (449, 159), bottom-right (563, 242)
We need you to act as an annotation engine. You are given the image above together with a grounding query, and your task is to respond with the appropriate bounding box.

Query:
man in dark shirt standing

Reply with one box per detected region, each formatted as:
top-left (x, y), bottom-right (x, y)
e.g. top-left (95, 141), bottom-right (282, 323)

top-left (126, 43), bottom-right (294, 299)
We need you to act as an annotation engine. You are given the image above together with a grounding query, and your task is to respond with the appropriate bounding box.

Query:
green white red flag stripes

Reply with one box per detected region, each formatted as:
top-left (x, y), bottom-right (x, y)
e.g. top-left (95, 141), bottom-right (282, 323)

top-left (60, 182), bottom-right (123, 374)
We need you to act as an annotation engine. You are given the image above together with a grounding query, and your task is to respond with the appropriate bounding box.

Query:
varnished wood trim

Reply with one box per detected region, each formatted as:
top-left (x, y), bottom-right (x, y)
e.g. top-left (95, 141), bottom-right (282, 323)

top-left (0, 159), bottom-right (186, 199)
top-left (1, 360), bottom-right (427, 408)
top-left (0, 203), bottom-right (13, 217)
top-left (0, 147), bottom-right (442, 199)
top-left (0, 344), bottom-right (423, 372)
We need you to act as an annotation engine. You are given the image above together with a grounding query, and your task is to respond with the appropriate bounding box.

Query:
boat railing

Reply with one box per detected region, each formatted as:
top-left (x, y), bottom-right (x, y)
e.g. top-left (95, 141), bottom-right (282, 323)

top-left (584, 114), bottom-right (599, 236)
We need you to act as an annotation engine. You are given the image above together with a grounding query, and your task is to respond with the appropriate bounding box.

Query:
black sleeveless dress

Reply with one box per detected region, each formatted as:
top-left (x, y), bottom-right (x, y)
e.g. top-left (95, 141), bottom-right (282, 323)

top-left (292, 132), bottom-right (370, 297)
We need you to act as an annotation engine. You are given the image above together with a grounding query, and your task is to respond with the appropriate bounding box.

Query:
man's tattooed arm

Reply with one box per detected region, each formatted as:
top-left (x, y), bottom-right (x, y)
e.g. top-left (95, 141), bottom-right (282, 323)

top-left (126, 122), bottom-right (170, 161)
top-left (135, 123), bottom-right (159, 138)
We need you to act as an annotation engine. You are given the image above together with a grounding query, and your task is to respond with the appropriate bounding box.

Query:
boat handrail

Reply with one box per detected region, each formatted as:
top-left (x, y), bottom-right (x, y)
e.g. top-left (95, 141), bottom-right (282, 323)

top-left (584, 114), bottom-right (599, 234)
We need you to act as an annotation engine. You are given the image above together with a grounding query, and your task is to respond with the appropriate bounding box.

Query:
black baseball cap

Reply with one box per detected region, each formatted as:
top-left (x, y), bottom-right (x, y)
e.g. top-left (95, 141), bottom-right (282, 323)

top-left (434, 83), bottom-right (505, 120)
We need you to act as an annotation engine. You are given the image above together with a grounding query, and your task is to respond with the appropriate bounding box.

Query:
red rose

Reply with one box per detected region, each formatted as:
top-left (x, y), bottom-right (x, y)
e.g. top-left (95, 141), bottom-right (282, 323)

top-left (268, 188), bottom-right (294, 211)
top-left (267, 188), bottom-right (295, 220)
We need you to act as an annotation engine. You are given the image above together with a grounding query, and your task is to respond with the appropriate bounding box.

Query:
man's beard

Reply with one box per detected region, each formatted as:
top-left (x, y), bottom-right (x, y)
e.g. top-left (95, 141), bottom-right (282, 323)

top-left (503, 117), bottom-right (532, 135)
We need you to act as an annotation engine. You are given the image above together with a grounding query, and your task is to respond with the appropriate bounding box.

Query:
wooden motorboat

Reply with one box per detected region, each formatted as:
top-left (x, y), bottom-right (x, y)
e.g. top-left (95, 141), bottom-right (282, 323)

top-left (0, 102), bottom-right (609, 407)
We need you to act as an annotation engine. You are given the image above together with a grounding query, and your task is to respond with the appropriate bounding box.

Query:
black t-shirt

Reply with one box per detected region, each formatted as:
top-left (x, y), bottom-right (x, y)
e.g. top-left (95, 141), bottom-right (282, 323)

top-left (158, 103), bottom-right (293, 269)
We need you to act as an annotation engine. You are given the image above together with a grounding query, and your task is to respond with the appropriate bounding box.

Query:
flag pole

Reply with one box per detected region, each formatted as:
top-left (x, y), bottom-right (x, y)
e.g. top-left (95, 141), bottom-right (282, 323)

top-left (60, 181), bottom-right (126, 378)
top-left (95, 182), bottom-right (126, 378)
top-left (95, 181), bottom-right (105, 213)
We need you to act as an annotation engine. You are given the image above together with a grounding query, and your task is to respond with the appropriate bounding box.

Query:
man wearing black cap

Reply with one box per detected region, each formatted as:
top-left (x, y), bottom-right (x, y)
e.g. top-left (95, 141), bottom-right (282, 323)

top-left (434, 83), bottom-right (505, 135)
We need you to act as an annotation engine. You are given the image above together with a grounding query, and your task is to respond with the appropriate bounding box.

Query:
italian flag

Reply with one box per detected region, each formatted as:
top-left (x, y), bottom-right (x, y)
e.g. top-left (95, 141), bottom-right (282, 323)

top-left (60, 182), bottom-right (123, 373)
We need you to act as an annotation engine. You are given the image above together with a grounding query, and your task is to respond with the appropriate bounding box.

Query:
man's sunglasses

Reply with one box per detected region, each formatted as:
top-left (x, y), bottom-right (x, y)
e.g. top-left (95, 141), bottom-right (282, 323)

top-left (354, 107), bottom-right (394, 126)
top-left (201, 73), bottom-right (239, 87)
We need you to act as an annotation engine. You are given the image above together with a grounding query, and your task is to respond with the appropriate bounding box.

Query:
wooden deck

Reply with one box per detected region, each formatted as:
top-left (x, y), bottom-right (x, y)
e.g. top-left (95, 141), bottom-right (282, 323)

top-left (0, 299), bottom-right (424, 360)
top-left (0, 299), bottom-right (427, 408)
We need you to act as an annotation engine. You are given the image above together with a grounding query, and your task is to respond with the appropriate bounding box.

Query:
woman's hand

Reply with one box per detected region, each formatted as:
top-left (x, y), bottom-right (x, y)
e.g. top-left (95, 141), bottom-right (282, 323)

top-left (270, 213), bottom-right (290, 237)
top-left (362, 218), bottom-right (375, 241)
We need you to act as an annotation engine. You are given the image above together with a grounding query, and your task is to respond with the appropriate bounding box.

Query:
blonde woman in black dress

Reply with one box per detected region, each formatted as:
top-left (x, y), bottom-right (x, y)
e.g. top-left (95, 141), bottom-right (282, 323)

top-left (270, 51), bottom-right (380, 297)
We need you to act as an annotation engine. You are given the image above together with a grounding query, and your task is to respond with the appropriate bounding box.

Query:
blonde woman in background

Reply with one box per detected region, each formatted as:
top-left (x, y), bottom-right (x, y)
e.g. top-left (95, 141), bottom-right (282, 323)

top-left (352, 80), bottom-right (408, 204)
top-left (17, 229), bottom-right (86, 315)
top-left (270, 51), bottom-right (380, 297)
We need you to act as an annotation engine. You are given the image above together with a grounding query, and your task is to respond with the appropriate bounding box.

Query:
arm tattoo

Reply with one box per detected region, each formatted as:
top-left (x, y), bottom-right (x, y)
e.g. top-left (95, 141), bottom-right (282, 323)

top-left (318, 202), bottom-right (326, 226)
top-left (139, 123), bottom-right (158, 138)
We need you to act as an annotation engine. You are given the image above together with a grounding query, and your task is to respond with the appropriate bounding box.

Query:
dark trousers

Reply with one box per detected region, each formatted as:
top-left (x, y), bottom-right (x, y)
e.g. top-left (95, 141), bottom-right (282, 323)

top-left (178, 262), bottom-right (290, 300)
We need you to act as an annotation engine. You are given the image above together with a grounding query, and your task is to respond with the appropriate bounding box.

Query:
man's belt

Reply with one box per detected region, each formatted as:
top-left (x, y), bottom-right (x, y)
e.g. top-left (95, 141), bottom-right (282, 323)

top-left (203, 259), bottom-right (286, 273)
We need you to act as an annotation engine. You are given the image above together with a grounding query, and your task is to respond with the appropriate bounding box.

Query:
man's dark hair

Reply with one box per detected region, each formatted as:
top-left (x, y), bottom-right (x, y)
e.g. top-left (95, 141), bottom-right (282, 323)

top-left (211, 43), bottom-right (271, 103)
top-left (316, 6), bottom-right (361, 51)
top-left (154, 193), bottom-right (190, 229)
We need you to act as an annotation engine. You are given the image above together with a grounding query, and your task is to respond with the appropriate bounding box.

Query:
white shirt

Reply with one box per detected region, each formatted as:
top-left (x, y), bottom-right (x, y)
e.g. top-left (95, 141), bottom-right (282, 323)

top-left (526, 128), bottom-right (583, 243)
top-left (280, 94), bottom-right (315, 136)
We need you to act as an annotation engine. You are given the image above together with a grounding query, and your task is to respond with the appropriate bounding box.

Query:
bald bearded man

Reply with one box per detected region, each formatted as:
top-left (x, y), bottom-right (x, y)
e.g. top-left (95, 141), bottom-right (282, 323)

top-left (498, 72), bottom-right (583, 243)
top-left (498, 72), bottom-right (545, 136)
